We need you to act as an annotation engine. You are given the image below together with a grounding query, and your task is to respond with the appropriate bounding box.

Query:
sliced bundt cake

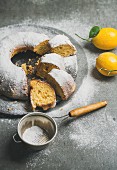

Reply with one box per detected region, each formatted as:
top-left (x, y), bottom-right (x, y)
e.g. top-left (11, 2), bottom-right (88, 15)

top-left (49, 35), bottom-right (77, 57)
top-left (0, 32), bottom-right (50, 100)
top-left (30, 80), bottom-right (56, 110)
top-left (45, 69), bottom-right (76, 100)
top-left (36, 53), bottom-right (65, 78)
top-left (11, 33), bottom-right (50, 56)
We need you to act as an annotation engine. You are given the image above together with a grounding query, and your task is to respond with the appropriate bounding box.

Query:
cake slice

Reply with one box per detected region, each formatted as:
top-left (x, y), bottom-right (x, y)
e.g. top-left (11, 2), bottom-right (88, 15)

top-left (36, 53), bottom-right (65, 78)
top-left (30, 80), bottom-right (56, 110)
top-left (33, 34), bottom-right (50, 55)
top-left (45, 69), bottom-right (76, 100)
top-left (49, 35), bottom-right (77, 57)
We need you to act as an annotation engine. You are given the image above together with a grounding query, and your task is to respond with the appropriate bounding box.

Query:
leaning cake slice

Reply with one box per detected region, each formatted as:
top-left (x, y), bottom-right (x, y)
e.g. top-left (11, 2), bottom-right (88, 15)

top-left (30, 80), bottom-right (56, 110)
top-left (45, 69), bottom-right (76, 100)
top-left (49, 34), bottom-right (77, 57)
top-left (36, 53), bottom-right (65, 78)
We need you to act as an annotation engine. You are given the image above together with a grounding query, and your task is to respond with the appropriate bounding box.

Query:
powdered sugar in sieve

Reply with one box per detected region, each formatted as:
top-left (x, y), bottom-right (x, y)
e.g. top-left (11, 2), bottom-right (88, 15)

top-left (22, 126), bottom-right (49, 145)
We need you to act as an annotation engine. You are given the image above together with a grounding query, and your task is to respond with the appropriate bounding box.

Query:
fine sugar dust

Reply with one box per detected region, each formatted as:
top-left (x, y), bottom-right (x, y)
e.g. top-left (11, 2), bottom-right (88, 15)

top-left (22, 126), bottom-right (46, 145)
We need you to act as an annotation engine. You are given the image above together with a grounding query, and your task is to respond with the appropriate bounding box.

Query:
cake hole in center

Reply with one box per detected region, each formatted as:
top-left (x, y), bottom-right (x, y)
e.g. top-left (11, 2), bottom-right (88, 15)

top-left (11, 50), bottom-right (40, 67)
top-left (11, 50), bottom-right (41, 81)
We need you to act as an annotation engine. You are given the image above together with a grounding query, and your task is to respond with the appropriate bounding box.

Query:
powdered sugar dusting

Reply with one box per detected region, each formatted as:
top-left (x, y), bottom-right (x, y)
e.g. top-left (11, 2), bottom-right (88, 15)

top-left (26, 148), bottom-right (51, 169)
top-left (76, 75), bottom-right (98, 105)
top-left (27, 0), bottom-right (50, 5)
top-left (22, 126), bottom-right (46, 145)
top-left (1, 32), bottom-right (49, 60)
top-left (41, 53), bottom-right (65, 70)
top-left (0, 118), bottom-right (18, 130)
top-left (64, 55), bottom-right (78, 79)
top-left (69, 108), bottom-right (117, 151)
top-left (48, 68), bottom-right (76, 100)
top-left (0, 31), bottom-right (49, 100)
top-left (49, 34), bottom-right (76, 53)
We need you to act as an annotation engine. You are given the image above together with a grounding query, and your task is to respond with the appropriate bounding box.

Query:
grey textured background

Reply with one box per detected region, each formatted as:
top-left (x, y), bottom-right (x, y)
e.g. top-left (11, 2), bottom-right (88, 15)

top-left (0, 0), bottom-right (117, 170)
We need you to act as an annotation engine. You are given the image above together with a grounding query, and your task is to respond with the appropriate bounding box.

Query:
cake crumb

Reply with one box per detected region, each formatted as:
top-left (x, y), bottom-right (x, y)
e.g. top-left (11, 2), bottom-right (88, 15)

top-left (27, 65), bottom-right (34, 75)
top-left (7, 107), bottom-right (13, 111)
top-left (15, 62), bottom-right (19, 66)
top-left (32, 77), bottom-right (35, 79)
top-left (35, 59), bottom-right (40, 66)
top-left (21, 63), bottom-right (28, 75)
top-left (21, 63), bottom-right (34, 75)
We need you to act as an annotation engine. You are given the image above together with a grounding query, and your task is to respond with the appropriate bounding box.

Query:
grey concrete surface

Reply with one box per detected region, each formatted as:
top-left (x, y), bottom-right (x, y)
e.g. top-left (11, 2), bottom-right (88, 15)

top-left (0, 0), bottom-right (117, 170)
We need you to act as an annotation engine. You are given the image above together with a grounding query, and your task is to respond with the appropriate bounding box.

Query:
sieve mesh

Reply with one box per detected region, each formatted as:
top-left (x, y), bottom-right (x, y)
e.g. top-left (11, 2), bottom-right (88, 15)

top-left (22, 126), bottom-right (50, 145)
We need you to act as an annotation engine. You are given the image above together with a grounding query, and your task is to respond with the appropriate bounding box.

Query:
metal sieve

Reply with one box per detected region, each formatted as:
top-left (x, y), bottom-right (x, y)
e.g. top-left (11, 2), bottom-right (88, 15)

top-left (13, 101), bottom-right (107, 150)
top-left (13, 112), bottom-right (57, 150)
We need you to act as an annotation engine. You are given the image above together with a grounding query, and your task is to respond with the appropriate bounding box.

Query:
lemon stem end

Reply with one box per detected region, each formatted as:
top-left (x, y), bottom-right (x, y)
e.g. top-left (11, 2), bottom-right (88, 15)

top-left (75, 33), bottom-right (91, 42)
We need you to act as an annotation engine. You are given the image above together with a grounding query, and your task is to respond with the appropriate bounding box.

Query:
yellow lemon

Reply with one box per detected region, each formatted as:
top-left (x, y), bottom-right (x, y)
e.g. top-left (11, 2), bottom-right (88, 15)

top-left (96, 52), bottom-right (117, 76)
top-left (92, 28), bottom-right (117, 50)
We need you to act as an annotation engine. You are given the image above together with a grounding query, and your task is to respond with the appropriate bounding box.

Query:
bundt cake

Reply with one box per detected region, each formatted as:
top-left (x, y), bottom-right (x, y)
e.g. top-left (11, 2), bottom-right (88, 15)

top-left (30, 80), bottom-right (56, 110)
top-left (64, 55), bottom-right (78, 79)
top-left (36, 53), bottom-right (65, 78)
top-left (0, 32), bottom-right (49, 100)
top-left (49, 35), bottom-right (77, 57)
top-left (0, 31), bottom-right (78, 112)
top-left (45, 69), bottom-right (76, 100)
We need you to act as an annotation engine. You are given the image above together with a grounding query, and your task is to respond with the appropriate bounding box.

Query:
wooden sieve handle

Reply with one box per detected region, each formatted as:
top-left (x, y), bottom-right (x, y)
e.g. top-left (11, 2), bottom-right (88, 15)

top-left (69, 101), bottom-right (107, 117)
